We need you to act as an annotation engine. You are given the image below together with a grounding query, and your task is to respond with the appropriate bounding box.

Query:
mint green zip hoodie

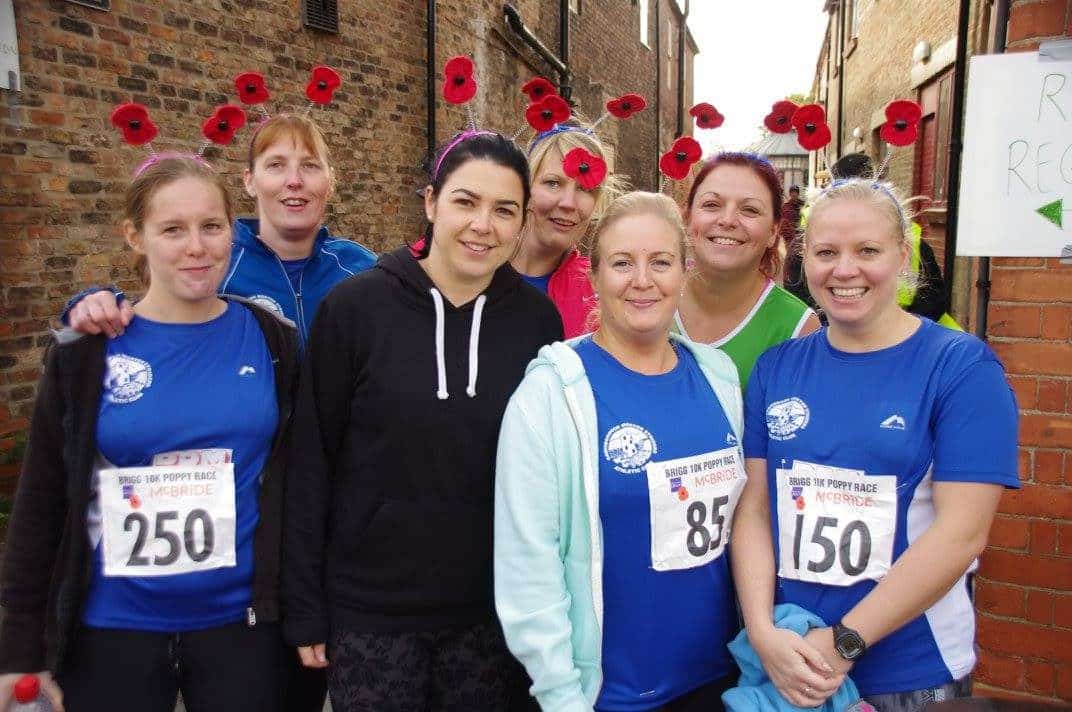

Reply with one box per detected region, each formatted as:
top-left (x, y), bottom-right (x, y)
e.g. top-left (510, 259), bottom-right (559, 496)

top-left (494, 334), bottom-right (743, 712)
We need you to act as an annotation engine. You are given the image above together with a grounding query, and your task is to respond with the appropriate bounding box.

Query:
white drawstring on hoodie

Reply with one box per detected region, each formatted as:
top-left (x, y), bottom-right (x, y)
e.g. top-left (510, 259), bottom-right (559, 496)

top-left (430, 288), bottom-right (487, 399)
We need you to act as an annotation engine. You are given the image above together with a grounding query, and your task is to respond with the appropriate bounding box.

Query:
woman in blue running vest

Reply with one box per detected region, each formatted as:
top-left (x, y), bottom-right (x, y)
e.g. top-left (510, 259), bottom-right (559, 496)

top-left (0, 156), bottom-right (298, 712)
top-left (495, 192), bottom-right (746, 711)
top-left (732, 179), bottom-right (1019, 711)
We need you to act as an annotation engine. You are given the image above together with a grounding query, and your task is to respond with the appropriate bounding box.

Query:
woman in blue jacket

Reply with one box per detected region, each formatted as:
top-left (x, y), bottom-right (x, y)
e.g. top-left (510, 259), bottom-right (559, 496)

top-left (495, 191), bottom-right (746, 711)
top-left (63, 113), bottom-right (376, 348)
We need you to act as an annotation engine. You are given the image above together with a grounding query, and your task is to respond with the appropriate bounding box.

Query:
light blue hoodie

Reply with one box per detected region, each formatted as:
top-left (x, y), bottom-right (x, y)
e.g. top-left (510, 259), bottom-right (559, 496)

top-left (494, 334), bottom-right (743, 712)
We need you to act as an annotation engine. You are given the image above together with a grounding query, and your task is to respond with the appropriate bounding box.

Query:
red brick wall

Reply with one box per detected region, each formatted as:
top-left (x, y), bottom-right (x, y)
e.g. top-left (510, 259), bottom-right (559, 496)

top-left (0, 0), bottom-right (690, 460)
top-left (973, 0), bottom-right (1072, 703)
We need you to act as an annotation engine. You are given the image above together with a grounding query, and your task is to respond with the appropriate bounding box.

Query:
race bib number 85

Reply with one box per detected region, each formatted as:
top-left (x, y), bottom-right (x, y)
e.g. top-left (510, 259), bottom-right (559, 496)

top-left (647, 446), bottom-right (746, 572)
top-left (99, 463), bottom-right (237, 577)
top-left (776, 461), bottom-right (896, 586)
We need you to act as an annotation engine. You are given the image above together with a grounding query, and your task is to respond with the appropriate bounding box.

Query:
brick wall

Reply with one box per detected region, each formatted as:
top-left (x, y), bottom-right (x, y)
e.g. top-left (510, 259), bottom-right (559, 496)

top-left (974, 2), bottom-right (1072, 703)
top-left (0, 0), bottom-right (689, 459)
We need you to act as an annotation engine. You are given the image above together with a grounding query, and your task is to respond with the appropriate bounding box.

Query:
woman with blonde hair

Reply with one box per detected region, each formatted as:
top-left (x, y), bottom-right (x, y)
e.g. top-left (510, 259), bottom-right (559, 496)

top-left (511, 121), bottom-right (626, 337)
top-left (497, 191), bottom-right (746, 711)
top-left (732, 179), bottom-right (1018, 711)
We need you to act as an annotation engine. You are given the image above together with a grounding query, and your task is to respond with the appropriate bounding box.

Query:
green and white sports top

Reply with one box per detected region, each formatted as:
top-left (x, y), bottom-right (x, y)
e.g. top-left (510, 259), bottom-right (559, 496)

top-left (672, 280), bottom-right (814, 388)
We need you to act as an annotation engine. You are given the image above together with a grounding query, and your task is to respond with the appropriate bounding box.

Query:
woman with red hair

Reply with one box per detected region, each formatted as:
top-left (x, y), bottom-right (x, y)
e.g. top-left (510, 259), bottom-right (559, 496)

top-left (673, 153), bottom-right (820, 387)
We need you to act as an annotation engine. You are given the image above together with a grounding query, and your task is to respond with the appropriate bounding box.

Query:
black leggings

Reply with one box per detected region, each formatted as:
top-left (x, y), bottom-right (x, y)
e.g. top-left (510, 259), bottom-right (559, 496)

top-left (326, 621), bottom-right (516, 712)
top-left (58, 622), bottom-right (283, 712)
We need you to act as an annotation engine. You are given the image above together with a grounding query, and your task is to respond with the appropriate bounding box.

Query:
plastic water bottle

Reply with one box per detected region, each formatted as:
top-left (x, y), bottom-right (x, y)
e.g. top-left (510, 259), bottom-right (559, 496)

top-left (11, 675), bottom-right (53, 712)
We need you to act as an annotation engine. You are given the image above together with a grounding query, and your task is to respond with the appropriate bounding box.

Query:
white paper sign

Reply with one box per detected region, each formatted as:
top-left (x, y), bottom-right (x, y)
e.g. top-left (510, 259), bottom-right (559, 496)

top-left (958, 53), bottom-right (1072, 257)
top-left (1, 0), bottom-right (18, 91)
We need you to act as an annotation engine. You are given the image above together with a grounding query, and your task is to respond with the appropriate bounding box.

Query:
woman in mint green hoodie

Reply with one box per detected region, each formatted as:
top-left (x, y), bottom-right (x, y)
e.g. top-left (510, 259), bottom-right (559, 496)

top-left (495, 192), bottom-right (745, 712)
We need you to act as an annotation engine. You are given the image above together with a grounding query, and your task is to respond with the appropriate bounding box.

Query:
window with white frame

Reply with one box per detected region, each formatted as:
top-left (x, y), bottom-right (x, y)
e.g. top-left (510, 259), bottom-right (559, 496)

top-left (639, 0), bottom-right (650, 48)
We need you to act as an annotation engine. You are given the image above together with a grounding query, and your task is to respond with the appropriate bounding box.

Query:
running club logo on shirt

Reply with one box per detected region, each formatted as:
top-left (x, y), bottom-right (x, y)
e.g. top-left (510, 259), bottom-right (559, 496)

top-left (247, 294), bottom-right (284, 316)
top-left (604, 422), bottom-right (658, 474)
top-left (766, 397), bottom-right (810, 441)
top-left (103, 354), bottom-right (153, 404)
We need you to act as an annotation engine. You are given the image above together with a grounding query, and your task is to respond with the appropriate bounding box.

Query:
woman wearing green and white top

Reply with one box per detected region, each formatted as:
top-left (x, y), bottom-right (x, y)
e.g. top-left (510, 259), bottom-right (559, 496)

top-left (674, 152), bottom-right (820, 388)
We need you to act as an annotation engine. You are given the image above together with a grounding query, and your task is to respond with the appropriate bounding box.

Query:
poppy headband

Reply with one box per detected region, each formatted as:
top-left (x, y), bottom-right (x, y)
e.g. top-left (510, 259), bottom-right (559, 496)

top-left (527, 124), bottom-right (595, 155)
top-left (657, 101), bottom-right (726, 186)
top-left (823, 178), bottom-right (910, 234)
top-left (432, 129), bottom-right (499, 180)
top-left (110, 102), bottom-right (247, 176)
top-left (133, 151), bottom-right (212, 177)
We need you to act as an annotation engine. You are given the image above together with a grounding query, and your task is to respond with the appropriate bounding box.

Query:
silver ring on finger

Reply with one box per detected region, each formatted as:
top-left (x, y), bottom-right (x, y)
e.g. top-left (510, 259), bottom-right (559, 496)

top-left (804, 685), bottom-right (812, 695)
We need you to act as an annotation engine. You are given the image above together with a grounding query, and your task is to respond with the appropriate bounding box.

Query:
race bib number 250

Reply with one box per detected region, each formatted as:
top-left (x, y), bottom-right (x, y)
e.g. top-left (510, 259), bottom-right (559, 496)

top-left (99, 463), bottom-right (237, 578)
top-left (776, 460), bottom-right (896, 586)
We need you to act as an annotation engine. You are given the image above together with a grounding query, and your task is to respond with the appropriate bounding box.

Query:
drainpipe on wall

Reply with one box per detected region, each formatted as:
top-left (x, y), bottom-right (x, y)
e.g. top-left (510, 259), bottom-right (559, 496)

top-left (942, 0), bottom-right (972, 310)
top-left (675, 1), bottom-right (689, 137)
top-left (835, 0), bottom-right (846, 158)
top-left (503, 3), bottom-right (572, 101)
top-left (654, 0), bottom-right (662, 187)
top-left (974, 0), bottom-right (1010, 339)
top-left (426, 0), bottom-right (436, 165)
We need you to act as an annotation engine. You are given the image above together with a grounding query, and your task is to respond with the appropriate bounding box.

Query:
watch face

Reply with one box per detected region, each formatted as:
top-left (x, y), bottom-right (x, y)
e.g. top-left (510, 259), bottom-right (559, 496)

top-left (836, 631), bottom-right (866, 660)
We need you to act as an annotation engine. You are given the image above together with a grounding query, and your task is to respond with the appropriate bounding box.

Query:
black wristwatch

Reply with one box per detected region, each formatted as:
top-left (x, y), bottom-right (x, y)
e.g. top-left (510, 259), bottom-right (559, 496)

top-left (833, 622), bottom-right (867, 661)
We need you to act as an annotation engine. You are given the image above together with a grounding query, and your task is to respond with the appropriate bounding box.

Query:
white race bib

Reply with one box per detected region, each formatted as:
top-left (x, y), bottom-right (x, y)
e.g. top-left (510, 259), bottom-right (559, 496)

top-left (99, 463), bottom-right (237, 577)
top-left (776, 460), bottom-right (897, 586)
top-left (646, 446), bottom-right (747, 572)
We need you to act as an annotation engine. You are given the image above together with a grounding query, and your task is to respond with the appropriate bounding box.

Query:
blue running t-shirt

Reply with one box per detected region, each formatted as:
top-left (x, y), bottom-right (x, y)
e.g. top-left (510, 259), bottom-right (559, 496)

top-left (576, 337), bottom-right (743, 711)
top-left (743, 319), bottom-right (1019, 695)
top-left (83, 302), bottom-right (278, 632)
top-left (520, 271), bottom-right (553, 294)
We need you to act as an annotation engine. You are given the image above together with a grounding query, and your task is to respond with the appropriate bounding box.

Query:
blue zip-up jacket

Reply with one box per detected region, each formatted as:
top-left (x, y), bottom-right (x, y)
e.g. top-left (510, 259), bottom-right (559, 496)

top-left (494, 335), bottom-right (743, 712)
top-left (222, 218), bottom-right (377, 343)
top-left (722, 603), bottom-right (863, 712)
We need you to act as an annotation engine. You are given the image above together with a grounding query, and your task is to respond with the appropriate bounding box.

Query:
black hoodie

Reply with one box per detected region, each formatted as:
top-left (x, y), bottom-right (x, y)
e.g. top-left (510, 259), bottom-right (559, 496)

top-left (283, 246), bottom-right (563, 643)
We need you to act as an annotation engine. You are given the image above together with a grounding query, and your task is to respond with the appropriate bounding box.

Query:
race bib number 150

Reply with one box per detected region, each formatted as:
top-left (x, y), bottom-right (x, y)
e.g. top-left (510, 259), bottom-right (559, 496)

top-left (776, 460), bottom-right (896, 586)
top-left (99, 463), bottom-right (237, 578)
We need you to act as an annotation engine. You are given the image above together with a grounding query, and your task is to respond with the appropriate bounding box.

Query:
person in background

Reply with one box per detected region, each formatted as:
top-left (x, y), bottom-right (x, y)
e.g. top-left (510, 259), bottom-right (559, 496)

top-left (674, 153), bottom-right (820, 388)
top-left (732, 178), bottom-right (1018, 711)
top-left (0, 156), bottom-right (299, 712)
top-left (510, 120), bottom-right (625, 337)
top-left (283, 131), bottom-right (562, 712)
top-left (496, 191), bottom-right (746, 712)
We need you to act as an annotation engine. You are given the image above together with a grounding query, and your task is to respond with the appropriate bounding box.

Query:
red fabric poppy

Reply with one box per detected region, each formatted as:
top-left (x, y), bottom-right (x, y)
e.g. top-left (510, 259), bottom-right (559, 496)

top-left (201, 104), bottom-right (248, 145)
top-left (763, 100), bottom-right (798, 134)
top-left (521, 77), bottom-right (557, 102)
top-left (443, 56), bottom-right (477, 105)
top-left (525, 95), bottom-right (572, 132)
top-left (234, 72), bottom-right (270, 105)
top-left (791, 104), bottom-right (832, 151)
top-left (606, 93), bottom-right (647, 119)
top-left (305, 66), bottom-right (342, 105)
top-left (562, 147), bottom-right (607, 191)
top-left (109, 103), bottom-right (158, 146)
top-left (879, 100), bottom-right (922, 147)
top-left (659, 136), bottom-right (702, 181)
top-left (689, 102), bottom-right (724, 129)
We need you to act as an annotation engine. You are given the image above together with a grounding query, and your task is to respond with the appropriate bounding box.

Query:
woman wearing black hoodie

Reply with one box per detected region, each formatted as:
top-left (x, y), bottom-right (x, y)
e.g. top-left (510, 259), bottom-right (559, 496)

top-left (283, 131), bottom-right (563, 711)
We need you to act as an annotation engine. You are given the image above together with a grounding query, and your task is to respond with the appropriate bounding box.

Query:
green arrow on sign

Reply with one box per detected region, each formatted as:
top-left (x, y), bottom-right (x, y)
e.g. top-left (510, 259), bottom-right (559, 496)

top-left (1036, 198), bottom-right (1064, 228)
